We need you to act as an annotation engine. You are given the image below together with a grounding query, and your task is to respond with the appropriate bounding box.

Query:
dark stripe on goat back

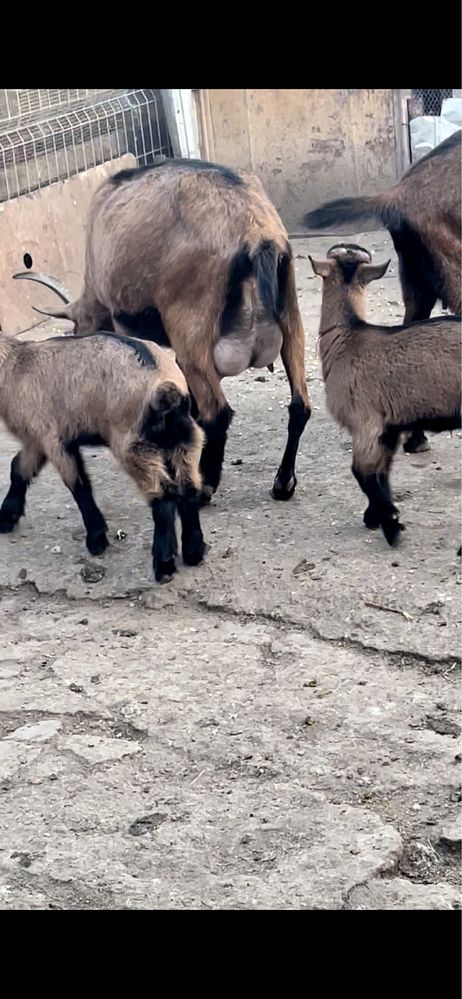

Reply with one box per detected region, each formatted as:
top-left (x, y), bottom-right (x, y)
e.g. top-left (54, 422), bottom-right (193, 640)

top-left (111, 157), bottom-right (243, 188)
top-left (44, 330), bottom-right (156, 367)
top-left (90, 332), bottom-right (157, 367)
top-left (114, 308), bottom-right (171, 348)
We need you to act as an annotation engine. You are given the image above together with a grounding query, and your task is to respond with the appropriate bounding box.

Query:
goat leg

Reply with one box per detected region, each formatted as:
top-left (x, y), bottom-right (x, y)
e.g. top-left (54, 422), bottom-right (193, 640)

top-left (198, 405), bottom-right (234, 504)
top-left (177, 361), bottom-right (231, 504)
top-left (352, 467), bottom-right (382, 529)
top-left (150, 496), bottom-right (178, 583)
top-left (354, 459), bottom-right (396, 531)
top-left (394, 243), bottom-right (436, 455)
top-left (178, 487), bottom-right (206, 567)
top-left (57, 443), bottom-right (108, 556)
top-left (272, 259), bottom-right (311, 500)
top-left (352, 465), bottom-right (404, 546)
top-left (0, 447), bottom-right (46, 533)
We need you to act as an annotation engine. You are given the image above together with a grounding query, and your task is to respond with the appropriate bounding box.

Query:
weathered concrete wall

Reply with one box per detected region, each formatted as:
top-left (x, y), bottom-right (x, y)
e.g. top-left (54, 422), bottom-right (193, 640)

top-left (196, 89), bottom-right (402, 229)
top-left (0, 154), bottom-right (136, 335)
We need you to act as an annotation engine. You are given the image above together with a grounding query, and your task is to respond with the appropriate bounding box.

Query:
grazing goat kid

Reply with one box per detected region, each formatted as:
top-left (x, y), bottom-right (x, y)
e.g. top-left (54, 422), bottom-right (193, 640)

top-left (303, 129), bottom-right (462, 455)
top-left (14, 158), bottom-right (311, 504)
top-left (0, 331), bottom-right (205, 582)
top-left (310, 244), bottom-right (461, 547)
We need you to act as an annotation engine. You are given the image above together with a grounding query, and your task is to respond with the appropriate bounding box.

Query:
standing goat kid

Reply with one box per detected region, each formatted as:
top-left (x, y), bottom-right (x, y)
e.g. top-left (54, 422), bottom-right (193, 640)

top-left (310, 244), bottom-right (461, 548)
top-left (0, 331), bottom-right (205, 582)
top-left (303, 129), bottom-right (461, 455)
top-left (14, 158), bottom-right (311, 505)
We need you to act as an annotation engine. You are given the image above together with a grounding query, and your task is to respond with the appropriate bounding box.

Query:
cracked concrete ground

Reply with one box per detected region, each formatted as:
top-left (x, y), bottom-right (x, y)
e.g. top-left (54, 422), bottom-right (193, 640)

top-left (0, 233), bottom-right (460, 910)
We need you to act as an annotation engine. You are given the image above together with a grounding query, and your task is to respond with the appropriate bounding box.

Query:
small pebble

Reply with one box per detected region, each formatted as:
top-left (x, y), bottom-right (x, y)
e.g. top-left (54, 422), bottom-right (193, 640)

top-left (80, 562), bottom-right (106, 584)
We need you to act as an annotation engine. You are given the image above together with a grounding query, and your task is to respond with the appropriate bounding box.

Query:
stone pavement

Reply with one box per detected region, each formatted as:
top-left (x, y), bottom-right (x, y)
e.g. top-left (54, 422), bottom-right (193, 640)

top-left (0, 233), bottom-right (460, 909)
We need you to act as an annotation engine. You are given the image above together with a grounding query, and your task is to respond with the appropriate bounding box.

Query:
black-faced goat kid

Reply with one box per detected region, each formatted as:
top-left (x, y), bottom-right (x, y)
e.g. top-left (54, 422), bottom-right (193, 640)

top-left (0, 331), bottom-right (206, 583)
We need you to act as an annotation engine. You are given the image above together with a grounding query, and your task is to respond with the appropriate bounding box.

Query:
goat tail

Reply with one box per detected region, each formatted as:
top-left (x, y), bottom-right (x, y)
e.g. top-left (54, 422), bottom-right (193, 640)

top-left (302, 194), bottom-right (391, 231)
top-left (252, 240), bottom-right (291, 320)
top-left (223, 241), bottom-right (291, 326)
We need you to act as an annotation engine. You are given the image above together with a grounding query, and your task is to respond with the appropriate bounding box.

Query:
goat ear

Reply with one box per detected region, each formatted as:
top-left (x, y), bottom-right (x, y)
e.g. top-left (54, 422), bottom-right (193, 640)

top-left (358, 260), bottom-right (390, 284)
top-left (309, 256), bottom-right (333, 278)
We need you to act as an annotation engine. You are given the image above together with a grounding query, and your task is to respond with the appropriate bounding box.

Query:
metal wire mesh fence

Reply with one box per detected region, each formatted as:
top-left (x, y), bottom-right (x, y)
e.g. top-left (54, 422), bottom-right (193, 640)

top-left (0, 89), bottom-right (172, 202)
top-left (410, 89), bottom-right (455, 117)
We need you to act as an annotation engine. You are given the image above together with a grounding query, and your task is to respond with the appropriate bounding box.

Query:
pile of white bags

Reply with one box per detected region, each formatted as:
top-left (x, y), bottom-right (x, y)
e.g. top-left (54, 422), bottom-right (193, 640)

top-left (410, 97), bottom-right (462, 161)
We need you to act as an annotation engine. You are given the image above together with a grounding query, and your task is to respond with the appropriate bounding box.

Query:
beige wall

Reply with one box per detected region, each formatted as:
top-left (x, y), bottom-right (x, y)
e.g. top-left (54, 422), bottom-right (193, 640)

top-left (196, 89), bottom-right (404, 230)
top-left (0, 154), bottom-right (136, 336)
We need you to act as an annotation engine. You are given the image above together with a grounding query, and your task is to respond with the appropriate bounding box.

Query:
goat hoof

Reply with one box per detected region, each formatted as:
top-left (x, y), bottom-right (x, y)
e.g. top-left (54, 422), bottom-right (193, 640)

top-left (363, 506), bottom-right (381, 529)
top-left (183, 537), bottom-right (207, 567)
top-left (87, 532), bottom-right (109, 556)
top-left (0, 512), bottom-right (17, 533)
top-left (199, 485), bottom-right (214, 507)
top-left (155, 558), bottom-right (177, 583)
top-left (382, 516), bottom-right (405, 547)
top-left (403, 434), bottom-right (430, 454)
top-left (271, 474), bottom-right (297, 501)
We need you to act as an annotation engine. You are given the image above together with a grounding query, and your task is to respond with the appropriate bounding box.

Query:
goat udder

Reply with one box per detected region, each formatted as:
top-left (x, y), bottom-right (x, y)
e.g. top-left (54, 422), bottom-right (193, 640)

top-left (214, 327), bottom-right (282, 376)
top-left (214, 338), bottom-right (253, 376)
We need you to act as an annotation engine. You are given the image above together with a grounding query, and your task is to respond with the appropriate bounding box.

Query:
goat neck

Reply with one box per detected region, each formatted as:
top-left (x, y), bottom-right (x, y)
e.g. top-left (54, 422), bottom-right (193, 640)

top-left (318, 281), bottom-right (367, 380)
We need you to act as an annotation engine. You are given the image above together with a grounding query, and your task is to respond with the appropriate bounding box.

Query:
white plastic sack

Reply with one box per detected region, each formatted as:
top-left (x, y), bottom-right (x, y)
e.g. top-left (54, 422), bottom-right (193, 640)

top-left (410, 104), bottom-right (461, 162)
top-left (441, 96), bottom-right (462, 128)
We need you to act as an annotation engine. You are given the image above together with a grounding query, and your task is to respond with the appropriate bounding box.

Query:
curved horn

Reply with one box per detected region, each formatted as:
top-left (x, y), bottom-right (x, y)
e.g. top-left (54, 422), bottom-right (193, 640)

top-left (13, 271), bottom-right (73, 305)
top-left (32, 305), bottom-right (74, 320)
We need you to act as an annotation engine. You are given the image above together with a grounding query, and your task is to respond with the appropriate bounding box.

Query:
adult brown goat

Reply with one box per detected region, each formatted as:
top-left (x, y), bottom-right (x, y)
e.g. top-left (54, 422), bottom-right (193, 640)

top-left (14, 158), bottom-right (312, 505)
top-left (303, 129), bottom-right (462, 455)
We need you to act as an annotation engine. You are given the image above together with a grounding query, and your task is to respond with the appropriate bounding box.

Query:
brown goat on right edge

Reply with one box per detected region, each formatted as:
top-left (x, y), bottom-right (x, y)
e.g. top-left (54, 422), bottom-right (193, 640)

top-left (303, 129), bottom-right (462, 455)
top-left (14, 158), bottom-right (311, 506)
top-left (310, 244), bottom-right (461, 549)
